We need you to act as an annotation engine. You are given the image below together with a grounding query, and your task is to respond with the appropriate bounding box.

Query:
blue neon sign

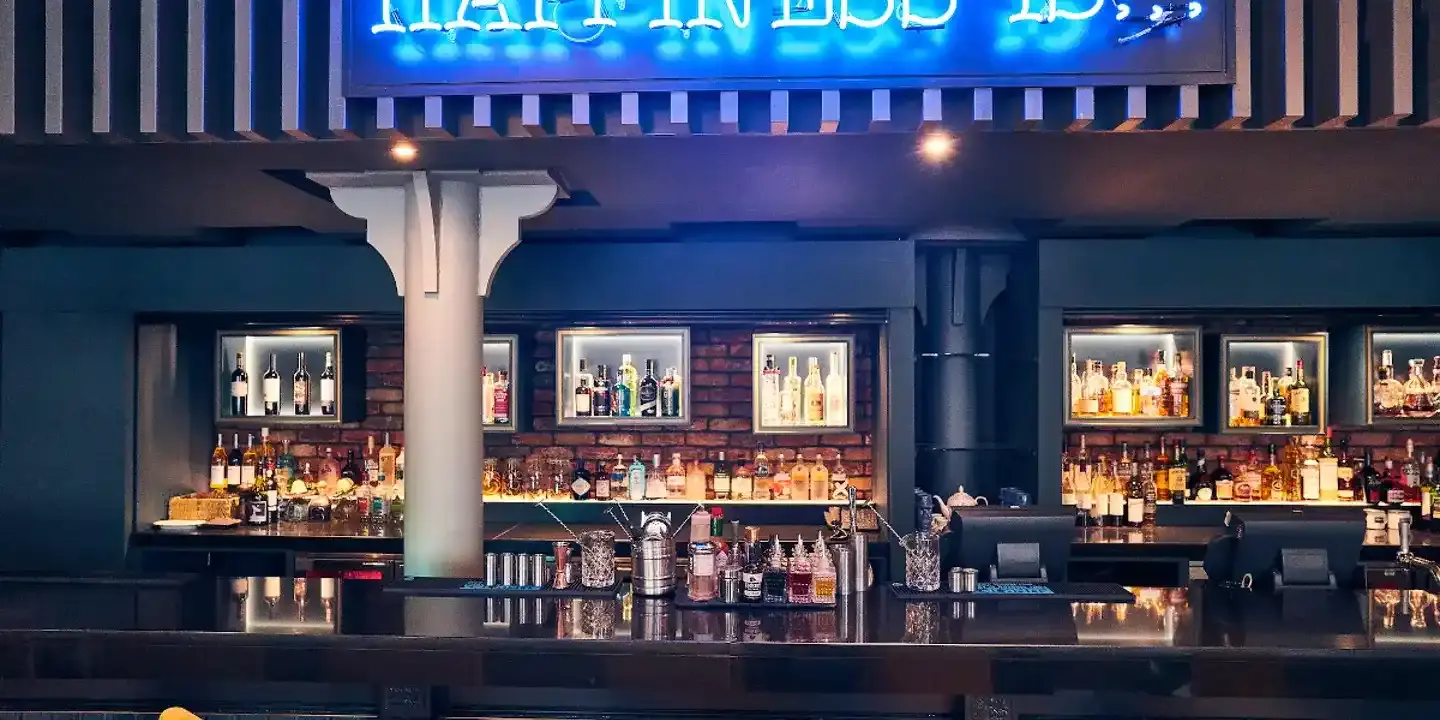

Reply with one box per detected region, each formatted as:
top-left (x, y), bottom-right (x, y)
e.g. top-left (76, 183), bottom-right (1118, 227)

top-left (343, 0), bottom-right (1231, 96)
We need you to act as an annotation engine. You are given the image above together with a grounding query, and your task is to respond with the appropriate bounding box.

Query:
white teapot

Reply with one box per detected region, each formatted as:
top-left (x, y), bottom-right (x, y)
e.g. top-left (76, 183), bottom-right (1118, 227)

top-left (945, 486), bottom-right (988, 510)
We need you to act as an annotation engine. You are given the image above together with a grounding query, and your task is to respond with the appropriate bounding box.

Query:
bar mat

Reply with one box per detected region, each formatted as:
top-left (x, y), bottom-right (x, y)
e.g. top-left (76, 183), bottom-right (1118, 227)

top-left (386, 577), bottom-right (620, 598)
top-left (671, 584), bottom-right (837, 611)
top-left (887, 581), bottom-right (1135, 603)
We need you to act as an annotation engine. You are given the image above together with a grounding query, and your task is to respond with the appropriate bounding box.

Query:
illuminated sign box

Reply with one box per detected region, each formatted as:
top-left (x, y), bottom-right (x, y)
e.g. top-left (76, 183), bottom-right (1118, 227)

top-left (344, 0), bottom-right (1233, 96)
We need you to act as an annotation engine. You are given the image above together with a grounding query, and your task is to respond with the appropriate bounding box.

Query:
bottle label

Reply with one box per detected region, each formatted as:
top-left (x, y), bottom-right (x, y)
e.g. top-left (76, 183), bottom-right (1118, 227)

top-left (1197, 487), bottom-right (1214, 502)
top-left (806, 393), bottom-right (825, 423)
top-left (1109, 492), bottom-right (1126, 517)
top-left (1127, 498), bottom-right (1143, 524)
top-left (571, 478), bottom-right (591, 498)
top-left (240, 465), bottom-right (256, 488)
top-left (1215, 481), bottom-right (1231, 501)
top-left (638, 385), bottom-right (658, 416)
top-left (263, 378), bottom-right (280, 403)
top-left (293, 381), bottom-right (309, 406)
top-left (1061, 492), bottom-right (1077, 506)
top-left (1112, 390), bottom-right (1133, 415)
top-left (1424, 489), bottom-right (1434, 519)
top-left (575, 393), bottom-right (592, 414)
top-left (231, 381), bottom-right (248, 398)
top-left (693, 552), bottom-right (714, 576)
top-left (714, 473), bottom-right (732, 495)
top-left (1290, 388), bottom-right (1310, 414)
top-left (267, 489), bottom-right (278, 510)
top-left (320, 379), bottom-right (335, 404)
top-left (248, 499), bottom-right (268, 524)
top-left (493, 389), bottom-right (510, 421)
top-left (1389, 487), bottom-right (1407, 505)
top-left (210, 466), bottom-right (226, 489)
top-left (595, 477), bottom-right (610, 498)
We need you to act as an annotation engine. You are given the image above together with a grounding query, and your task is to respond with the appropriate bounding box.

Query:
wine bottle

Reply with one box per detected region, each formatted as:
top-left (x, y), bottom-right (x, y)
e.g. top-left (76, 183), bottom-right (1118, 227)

top-left (318, 351), bottom-right (337, 416)
top-left (262, 354), bottom-right (280, 416)
top-left (293, 351), bottom-right (311, 416)
top-left (229, 352), bottom-right (249, 416)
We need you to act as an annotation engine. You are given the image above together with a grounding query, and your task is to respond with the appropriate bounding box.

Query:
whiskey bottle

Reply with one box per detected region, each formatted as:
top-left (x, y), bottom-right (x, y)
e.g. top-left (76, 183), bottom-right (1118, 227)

top-left (1110, 363), bottom-right (1133, 416)
top-left (1335, 444), bottom-right (1356, 502)
top-left (1240, 367), bottom-right (1262, 426)
top-left (1266, 378), bottom-right (1290, 426)
top-left (713, 452), bottom-right (732, 500)
top-left (1385, 459), bottom-right (1407, 506)
top-left (825, 351), bottom-right (846, 426)
top-left (1260, 445), bottom-right (1284, 501)
top-left (1289, 361), bottom-right (1312, 425)
top-left (638, 360), bottom-right (660, 417)
top-left (1376, 350), bottom-right (1404, 418)
top-left (230, 352), bottom-right (249, 416)
top-left (210, 434), bottom-right (228, 493)
top-left (1153, 350), bottom-right (1172, 416)
top-left (1227, 367), bottom-right (1242, 426)
top-left (1406, 360), bottom-right (1433, 416)
top-left (780, 357), bottom-right (801, 425)
top-left (574, 358), bottom-right (593, 417)
top-left (294, 351), bottom-right (311, 415)
top-left (1318, 429), bottom-right (1339, 501)
top-left (319, 351), bottom-right (337, 416)
top-left (1403, 439), bottom-right (1422, 504)
top-left (1154, 439), bottom-right (1172, 503)
top-left (1211, 460), bottom-right (1233, 502)
top-left (1170, 441), bottom-right (1189, 504)
top-left (262, 354), bottom-right (281, 416)
top-left (683, 458), bottom-right (705, 501)
top-left (753, 449), bottom-right (774, 500)
top-left (803, 357), bottom-right (825, 426)
top-left (761, 354), bottom-right (782, 426)
top-left (592, 365), bottom-right (613, 417)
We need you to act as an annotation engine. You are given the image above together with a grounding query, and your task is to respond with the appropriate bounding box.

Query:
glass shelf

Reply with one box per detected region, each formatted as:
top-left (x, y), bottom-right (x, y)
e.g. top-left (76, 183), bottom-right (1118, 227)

top-left (1219, 333), bottom-right (1327, 434)
top-left (216, 328), bottom-right (356, 425)
top-left (752, 333), bottom-right (856, 434)
top-left (1064, 326), bottom-right (1201, 428)
top-left (1366, 328), bottom-right (1440, 425)
top-left (556, 327), bottom-right (690, 428)
top-left (482, 497), bottom-right (869, 506)
top-left (484, 334), bottom-right (518, 433)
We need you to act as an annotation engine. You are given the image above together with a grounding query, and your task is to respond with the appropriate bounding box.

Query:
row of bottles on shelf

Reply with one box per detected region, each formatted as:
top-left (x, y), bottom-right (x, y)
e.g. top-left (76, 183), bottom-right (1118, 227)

top-left (229, 352), bottom-right (337, 416)
top-left (1070, 350), bottom-right (1193, 419)
top-left (758, 353), bottom-right (849, 427)
top-left (572, 356), bottom-right (683, 418)
top-left (1227, 361), bottom-right (1314, 428)
top-left (206, 431), bottom-right (404, 526)
top-left (1373, 350), bottom-right (1440, 419)
top-left (1062, 433), bottom-right (1440, 519)
top-left (482, 450), bottom-right (852, 502)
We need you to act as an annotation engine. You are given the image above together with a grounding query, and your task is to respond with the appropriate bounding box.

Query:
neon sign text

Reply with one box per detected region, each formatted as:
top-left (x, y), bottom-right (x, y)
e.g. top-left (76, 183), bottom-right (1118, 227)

top-left (371, 0), bottom-right (960, 34)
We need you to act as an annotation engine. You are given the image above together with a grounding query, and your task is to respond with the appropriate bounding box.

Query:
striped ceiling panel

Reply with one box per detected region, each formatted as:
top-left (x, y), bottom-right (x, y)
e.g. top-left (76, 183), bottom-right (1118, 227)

top-left (0, 0), bottom-right (1429, 143)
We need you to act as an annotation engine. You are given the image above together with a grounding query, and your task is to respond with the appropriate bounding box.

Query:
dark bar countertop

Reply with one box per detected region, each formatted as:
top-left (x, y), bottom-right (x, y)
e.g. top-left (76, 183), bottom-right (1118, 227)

top-left (2, 573), bottom-right (1440, 718)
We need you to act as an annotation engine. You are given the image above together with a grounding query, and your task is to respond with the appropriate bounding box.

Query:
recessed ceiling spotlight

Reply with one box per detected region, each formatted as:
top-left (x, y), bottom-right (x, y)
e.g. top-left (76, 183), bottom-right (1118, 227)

top-left (390, 139), bottom-right (418, 162)
top-left (918, 130), bottom-right (957, 164)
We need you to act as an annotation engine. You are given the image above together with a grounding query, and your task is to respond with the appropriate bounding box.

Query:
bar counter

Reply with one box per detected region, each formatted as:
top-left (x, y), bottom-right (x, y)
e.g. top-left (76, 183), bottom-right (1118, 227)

top-left (2, 575), bottom-right (1440, 719)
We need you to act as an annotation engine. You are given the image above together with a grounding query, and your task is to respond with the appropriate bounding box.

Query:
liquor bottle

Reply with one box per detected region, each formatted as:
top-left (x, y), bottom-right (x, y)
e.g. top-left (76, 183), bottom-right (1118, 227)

top-left (713, 452), bottom-right (732, 500)
top-left (1407, 360), bottom-right (1434, 416)
top-left (340, 449), bottom-right (362, 497)
top-left (261, 457), bottom-right (280, 524)
top-left (761, 354), bottom-right (781, 426)
top-left (1169, 361), bottom-right (1190, 418)
top-left (780, 357), bottom-right (801, 425)
top-left (493, 371), bottom-right (511, 425)
top-left (1110, 362), bottom-right (1134, 416)
top-left (210, 434), bottom-right (228, 493)
top-left (1060, 454), bottom-right (1077, 508)
top-left (293, 351), bottom-right (311, 415)
top-left (1153, 350), bottom-right (1172, 416)
top-left (1170, 441), bottom-right (1189, 504)
top-left (1227, 367), bottom-right (1242, 426)
top-left (645, 453), bottom-right (666, 500)
top-left (1318, 429), bottom-right (1339, 501)
top-left (1240, 366), bottom-right (1262, 426)
top-left (1289, 361), bottom-right (1312, 425)
top-left (319, 447), bottom-right (341, 486)
top-left (613, 362), bottom-right (633, 418)
top-left (618, 354), bottom-right (639, 417)
top-left (1336, 443), bottom-right (1356, 502)
top-left (1142, 461), bottom-right (1157, 526)
top-left (1232, 450), bottom-right (1257, 502)
top-left (574, 358), bottom-right (593, 417)
top-left (1087, 457), bottom-right (1109, 526)
top-left (1261, 445), bottom-right (1284, 501)
top-left (1300, 442), bottom-right (1321, 502)
top-left (244, 469), bottom-right (268, 526)
top-left (825, 351), bottom-right (846, 426)
top-left (809, 454), bottom-right (829, 501)
top-left (483, 369), bottom-right (495, 424)
top-left (1190, 451), bottom-right (1214, 501)
top-left (1211, 459), bottom-right (1233, 502)
top-left (1084, 362), bottom-right (1106, 415)
top-left (732, 462), bottom-right (754, 501)
top-left (627, 454), bottom-right (646, 501)
top-left (830, 456), bottom-right (848, 500)
top-left (1431, 357), bottom-right (1440, 412)
top-left (772, 453), bottom-right (792, 499)
top-left (318, 352), bottom-right (337, 416)
top-left (1154, 439), bottom-right (1172, 502)
top-left (753, 449), bottom-right (774, 500)
top-left (685, 458), bottom-right (706, 501)
top-left (638, 359), bottom-right (660, 417)
top-left (1376, 350), bottom-right (1404, 418)
top-left (379, 433), bottom-right (398, 486)
top-left (276, 439), bottom-right (296, 491)
top-left (1136, 443), bottom-right (1154, 504)
top-left (1423, 453), bottom-right (1438, 525)
top-left (1385, 459), bottom-right (1407, 506)
top-left (1125, 450), bottom-right (1145, 527)
top-left (1358, 450), bottom-right (1382, 505)
top-left (230, 352), bottom-right (249, 416)
top-left (811, 538), bottom-right (837, 605)
top-left (571, 460), bottom-right (592, 501)
top-left (1403, 439), bottom-right (1422, 504)
top-left (1070, 354), bottom-right (1084, 416)
top-left (594, 456), bottom-right (613, 501)
top-left (1276, 367), bottom-right (1295, 404)
top-left (660, 367), bottom-right (681, 418)
top-left (241, 434), bottom-right (259, 491)
top-left (665, 454), bottom-right (687, 499)
top-left (262, 354), bottom-right (281, 416)
top-left (592, 365), bottom-right (613, 417)
top-left (363, 435), bottom-right (380, 487)
top-left (762, 536), bottom-right (788, 603)
top-left (1138, 367), bottom-right (1161, 417)
top-left (802, 357), bottom-right (826, 426)
top-left (789, 453), bottom-right (812, 501)
top-left (1266, 378), bottom-right (1289, 427)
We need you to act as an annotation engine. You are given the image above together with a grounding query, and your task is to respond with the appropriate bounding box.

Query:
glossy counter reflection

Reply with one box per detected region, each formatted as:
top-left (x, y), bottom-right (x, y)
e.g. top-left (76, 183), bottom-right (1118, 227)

top-left (214, 577), bottom-right (1440, 650)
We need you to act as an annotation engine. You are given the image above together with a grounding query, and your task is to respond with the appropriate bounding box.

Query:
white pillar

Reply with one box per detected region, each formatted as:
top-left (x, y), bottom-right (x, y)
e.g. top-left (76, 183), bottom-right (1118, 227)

top-left (309, 170), bottom-right (560, 577)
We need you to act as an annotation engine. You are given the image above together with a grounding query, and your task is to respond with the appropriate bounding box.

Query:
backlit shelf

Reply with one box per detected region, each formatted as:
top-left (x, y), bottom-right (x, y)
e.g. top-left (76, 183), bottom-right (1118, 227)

top-left (482, 497), bottom-right (869, 506)
top-left (1184, 500), bottom-right (1416, 507)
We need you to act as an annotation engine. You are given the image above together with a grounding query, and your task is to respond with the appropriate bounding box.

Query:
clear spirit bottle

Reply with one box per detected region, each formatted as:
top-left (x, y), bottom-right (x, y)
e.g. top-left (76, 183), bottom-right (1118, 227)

top-left (761, 354), bottom-right (781, 426)
top-left (824, 350), bottom-right (846, 426)
top-left (1110, 362), bottom-right (1133, 416)
top-left (1406, 359), bottom-right (1433, 416)
top-left (780, 356), bottom-right (801, 425)
top-left (483, 369), bottom-right (496, 423)
top-left (645, 453), bottom-right (666, 500)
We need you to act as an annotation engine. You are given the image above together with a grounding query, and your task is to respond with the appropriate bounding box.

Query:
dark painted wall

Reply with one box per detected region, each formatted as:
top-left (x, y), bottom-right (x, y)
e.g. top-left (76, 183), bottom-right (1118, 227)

top-left (0, 236), bottom-right (916, 572)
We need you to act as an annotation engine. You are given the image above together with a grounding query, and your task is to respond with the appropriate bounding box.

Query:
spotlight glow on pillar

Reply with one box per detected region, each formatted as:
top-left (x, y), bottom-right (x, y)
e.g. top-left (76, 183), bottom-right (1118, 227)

top-left (918, 131), bottom-right (956, 163)
top-left (391, 140), bottom-right (420, 162)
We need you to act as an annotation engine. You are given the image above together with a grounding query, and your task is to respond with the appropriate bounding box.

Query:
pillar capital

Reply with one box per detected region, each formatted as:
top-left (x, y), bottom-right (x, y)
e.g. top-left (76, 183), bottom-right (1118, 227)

top-left (308, 170), bottom-right (561, 297)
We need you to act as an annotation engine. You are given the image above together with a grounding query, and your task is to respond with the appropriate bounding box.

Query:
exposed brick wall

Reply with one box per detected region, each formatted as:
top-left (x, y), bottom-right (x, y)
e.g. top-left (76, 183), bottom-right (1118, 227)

top-left (1062, 429), bottom-right (1421, 468)
top-left (236, 324), bottom-right (878, 494)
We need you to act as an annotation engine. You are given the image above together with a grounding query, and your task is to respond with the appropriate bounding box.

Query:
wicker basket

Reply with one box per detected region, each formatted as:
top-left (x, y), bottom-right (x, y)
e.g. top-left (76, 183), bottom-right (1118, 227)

top-left (167, 493), bottom-right (238, 522)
